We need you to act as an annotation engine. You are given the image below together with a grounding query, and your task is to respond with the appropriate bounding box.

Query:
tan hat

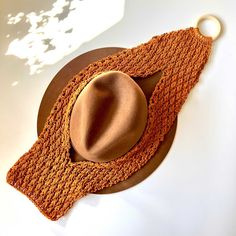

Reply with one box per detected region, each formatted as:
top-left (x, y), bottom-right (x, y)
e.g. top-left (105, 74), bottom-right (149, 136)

top-left (69, 71), bottom-right (148, 163)
top-left (7, 28), bottom-right (212, 220)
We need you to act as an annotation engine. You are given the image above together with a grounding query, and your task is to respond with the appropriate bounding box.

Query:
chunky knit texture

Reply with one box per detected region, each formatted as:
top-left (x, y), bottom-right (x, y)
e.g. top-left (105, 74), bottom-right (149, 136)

top-left (7, 28), bottom-right (212, 220)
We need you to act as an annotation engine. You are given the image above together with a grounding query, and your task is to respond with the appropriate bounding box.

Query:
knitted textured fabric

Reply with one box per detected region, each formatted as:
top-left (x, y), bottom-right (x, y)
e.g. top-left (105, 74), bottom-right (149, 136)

top-left (7, 27), bottom-right (212, 220)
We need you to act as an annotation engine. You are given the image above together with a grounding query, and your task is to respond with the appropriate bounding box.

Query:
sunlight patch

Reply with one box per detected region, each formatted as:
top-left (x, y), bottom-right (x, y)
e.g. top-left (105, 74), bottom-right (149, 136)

top-left (5, 0), bottom-right (125, 75)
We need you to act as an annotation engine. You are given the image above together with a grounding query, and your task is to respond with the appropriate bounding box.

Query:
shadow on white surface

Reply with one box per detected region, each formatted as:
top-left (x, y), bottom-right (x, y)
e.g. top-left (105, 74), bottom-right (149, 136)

top-left (4, 0), bottom-right (125, 75)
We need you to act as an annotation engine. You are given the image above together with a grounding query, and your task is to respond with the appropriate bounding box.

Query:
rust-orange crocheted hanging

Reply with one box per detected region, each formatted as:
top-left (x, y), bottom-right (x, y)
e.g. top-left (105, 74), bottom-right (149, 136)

top-left (7, 28), bottom-right (212, 220)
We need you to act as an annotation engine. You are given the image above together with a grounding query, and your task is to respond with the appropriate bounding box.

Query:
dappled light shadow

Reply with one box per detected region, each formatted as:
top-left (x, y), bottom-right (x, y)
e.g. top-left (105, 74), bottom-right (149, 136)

top-left (5, 0), bottom-right (125, 75)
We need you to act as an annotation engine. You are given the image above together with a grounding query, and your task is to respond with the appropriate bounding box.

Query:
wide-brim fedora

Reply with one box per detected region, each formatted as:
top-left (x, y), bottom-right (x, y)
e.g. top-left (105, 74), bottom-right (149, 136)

top-left (7, 28), bottom-right (212, 220)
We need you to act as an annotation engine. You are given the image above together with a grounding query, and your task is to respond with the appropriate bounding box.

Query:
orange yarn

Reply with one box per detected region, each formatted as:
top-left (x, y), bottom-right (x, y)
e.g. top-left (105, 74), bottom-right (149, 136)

top-left (7, 28), bottom-right (212, 220)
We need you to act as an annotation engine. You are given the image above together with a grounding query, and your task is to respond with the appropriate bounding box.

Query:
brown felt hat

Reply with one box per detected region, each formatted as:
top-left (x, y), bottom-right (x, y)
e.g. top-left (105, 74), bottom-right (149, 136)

top-left (69, 70), bottom-right (148, 163)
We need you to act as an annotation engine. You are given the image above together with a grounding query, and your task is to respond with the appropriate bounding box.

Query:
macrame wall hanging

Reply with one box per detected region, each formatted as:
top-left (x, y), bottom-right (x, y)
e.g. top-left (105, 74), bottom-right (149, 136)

top-left (7, 15), bottom-right (222, 220)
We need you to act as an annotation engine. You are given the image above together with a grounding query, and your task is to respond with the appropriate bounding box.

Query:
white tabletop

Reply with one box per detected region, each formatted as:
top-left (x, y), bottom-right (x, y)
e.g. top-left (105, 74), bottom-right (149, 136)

top-left (1, 0), bottom-right (236, 235)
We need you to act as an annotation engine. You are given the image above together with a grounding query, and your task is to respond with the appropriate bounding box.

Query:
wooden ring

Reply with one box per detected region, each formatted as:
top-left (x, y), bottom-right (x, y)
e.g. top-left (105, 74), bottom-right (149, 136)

top-left (196, 14), bottom-right (222, 41)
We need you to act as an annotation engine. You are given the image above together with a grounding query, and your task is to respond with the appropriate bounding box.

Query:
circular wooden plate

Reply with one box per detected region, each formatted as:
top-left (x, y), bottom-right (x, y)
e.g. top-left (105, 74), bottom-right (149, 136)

top-left (37, 47), bottom-right (177, 194)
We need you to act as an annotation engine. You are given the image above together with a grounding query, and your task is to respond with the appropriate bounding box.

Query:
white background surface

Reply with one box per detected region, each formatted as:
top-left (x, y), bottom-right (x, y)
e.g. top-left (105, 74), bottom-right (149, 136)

top-left (1, 0), bottom-right (236, 235)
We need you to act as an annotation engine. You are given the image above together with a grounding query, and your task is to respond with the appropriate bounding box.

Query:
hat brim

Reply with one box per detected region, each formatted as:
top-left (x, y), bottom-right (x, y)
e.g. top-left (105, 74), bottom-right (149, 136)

top-left (37, 47), bottom-right (177, 194)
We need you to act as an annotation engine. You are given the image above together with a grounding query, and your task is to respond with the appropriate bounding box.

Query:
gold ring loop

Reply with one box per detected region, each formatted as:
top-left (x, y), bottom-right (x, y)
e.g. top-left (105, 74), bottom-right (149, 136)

top-left (195, 14), bottom-right (222, 41)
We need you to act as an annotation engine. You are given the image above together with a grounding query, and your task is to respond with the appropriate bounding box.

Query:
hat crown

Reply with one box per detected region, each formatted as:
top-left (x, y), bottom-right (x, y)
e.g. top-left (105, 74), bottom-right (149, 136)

top-left (70, 71), bottom-right (147, 162)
